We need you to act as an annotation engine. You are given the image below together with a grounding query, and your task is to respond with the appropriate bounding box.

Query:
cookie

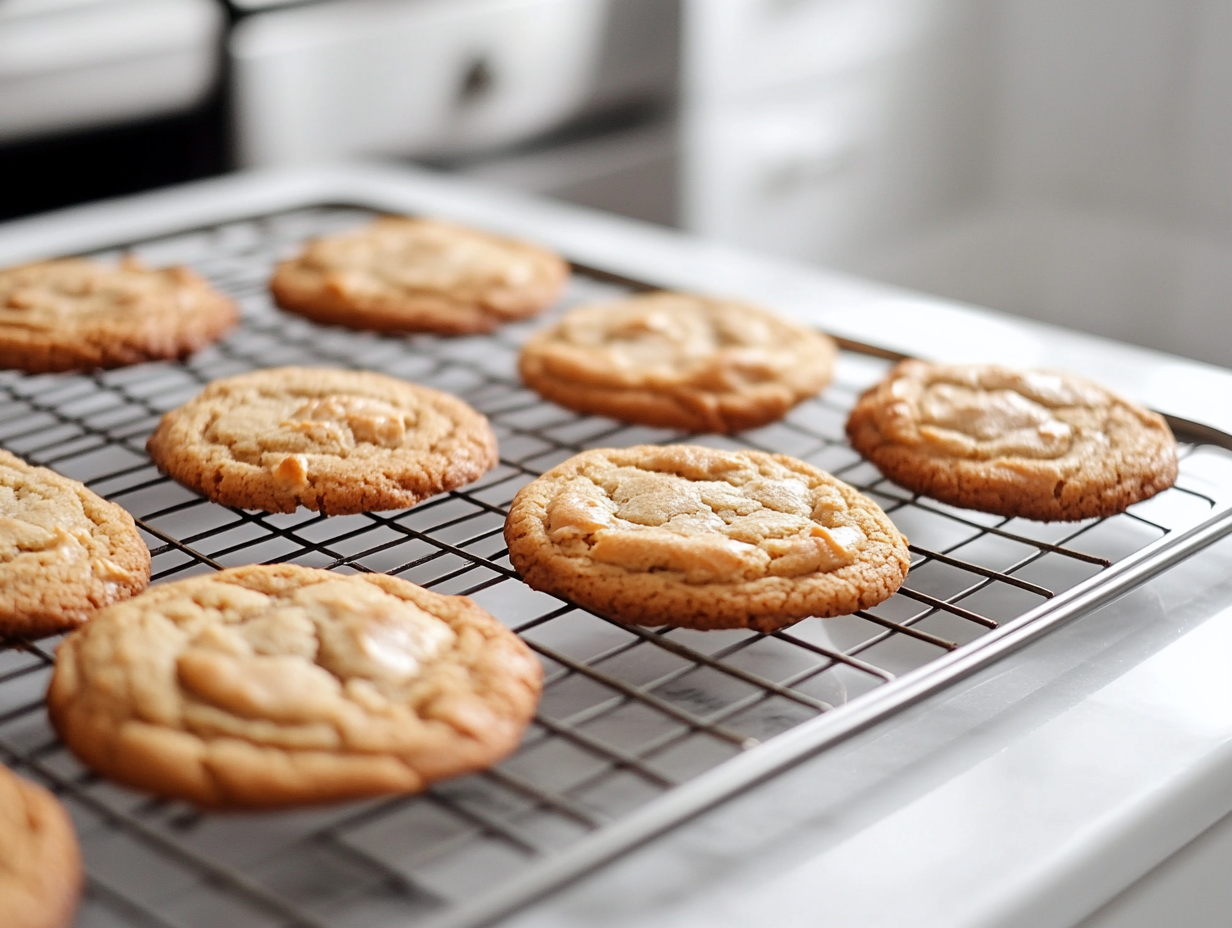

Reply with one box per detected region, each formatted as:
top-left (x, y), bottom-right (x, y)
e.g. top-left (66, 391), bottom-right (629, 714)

top-left (845, 360), bottom-right (1179, 521)
top-left (270, 216), bottom-right (569, 335)
top-left (0, 449), bottom-right (150, 639)
top-left (0, 257), bottom-right (239, 373)
top-left (48, 565), bottom-right (543, 809)
top-left (518, 292), bottom-right (837, 433)
top-left (146, 366), bottom-right (498, 515)
top-left (504, 445), bottom-right (909, 631)
top-left (0, 763), bottom-right (82, 928)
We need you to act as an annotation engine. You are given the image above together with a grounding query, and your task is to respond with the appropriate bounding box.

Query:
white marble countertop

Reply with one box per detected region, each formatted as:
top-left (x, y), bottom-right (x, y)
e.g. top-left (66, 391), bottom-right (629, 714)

top-left (3, 164), bottom-right (1230, 928)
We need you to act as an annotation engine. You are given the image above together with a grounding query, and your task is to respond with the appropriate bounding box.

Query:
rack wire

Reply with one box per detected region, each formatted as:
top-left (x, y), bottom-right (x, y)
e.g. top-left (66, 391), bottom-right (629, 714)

top-left (2, 205), bottom-right (1231, 928)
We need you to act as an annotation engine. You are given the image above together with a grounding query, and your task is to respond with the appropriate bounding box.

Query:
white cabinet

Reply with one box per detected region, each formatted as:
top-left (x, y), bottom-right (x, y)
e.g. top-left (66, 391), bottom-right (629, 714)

top-left (0, 0), bottom-right (222, 143)
top-left (682, 0), bottom-right (1232, 368)
top-left (683, 79), bottom-right (883, 263)
top-left (686, 0), bottom-right (934, 100)
top-left (681, 0), bottom-right (991, 267)
top-left (230, 0), bottom-right (609, 166)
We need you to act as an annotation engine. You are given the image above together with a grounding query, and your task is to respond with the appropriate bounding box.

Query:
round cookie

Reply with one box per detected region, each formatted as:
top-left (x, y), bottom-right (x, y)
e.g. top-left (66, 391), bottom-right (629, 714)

top-left (504, 444), bottom-right (909, 631)
top-left (0, 449), bottom-right (150, 639)
top-left (0, 257), bottom-right (239, 373)
top-left (845, 360), bottom-right (1178, 521)
top-left (0, 763), bottom-right (82, 928)
top-left (146, 366), bottom-right (498, 515)
top-left (47, 565), bottom-right (543, 810)
top-left (518, 292), bottom-right (837, 434)
top-left (270, 216), bottom-right (569, 335)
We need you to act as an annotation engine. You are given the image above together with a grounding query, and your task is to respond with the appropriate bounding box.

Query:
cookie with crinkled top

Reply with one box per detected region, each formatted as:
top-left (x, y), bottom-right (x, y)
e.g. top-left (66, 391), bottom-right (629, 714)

top-left (0, 762), bottom-right (82, 928)
top-left (270, 216), bottom-right (569, 335)
top-left (47, 565), bottom-right (542, 809)
top-left (0, 449), bottom-right (150, 639)
top-left (146, 366), bottom-right (498, 515)
top-left (504, 444), bottom-right (909, 631)
top-left (0, 257), bottom-right (238, 373)
top-left (518, 292), bottom-right (837, 433)
top-left (845, 360), bottom-right (1178, 521)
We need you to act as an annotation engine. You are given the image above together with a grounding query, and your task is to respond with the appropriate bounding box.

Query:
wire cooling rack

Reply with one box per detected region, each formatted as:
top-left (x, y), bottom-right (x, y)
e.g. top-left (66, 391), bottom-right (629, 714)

top-left (3, 205), bottom-right (1232, 928)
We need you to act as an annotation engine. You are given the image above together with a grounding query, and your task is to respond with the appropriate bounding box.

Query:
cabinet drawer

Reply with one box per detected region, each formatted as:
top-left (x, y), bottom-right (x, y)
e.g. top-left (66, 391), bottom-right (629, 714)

top-left (685, 0), bottom-right (933, 100)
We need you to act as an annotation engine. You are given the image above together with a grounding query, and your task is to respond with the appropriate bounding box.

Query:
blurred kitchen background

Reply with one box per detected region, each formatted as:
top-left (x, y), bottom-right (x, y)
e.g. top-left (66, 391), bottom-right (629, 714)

top-left (3, 0), bottom-right (1232, 368)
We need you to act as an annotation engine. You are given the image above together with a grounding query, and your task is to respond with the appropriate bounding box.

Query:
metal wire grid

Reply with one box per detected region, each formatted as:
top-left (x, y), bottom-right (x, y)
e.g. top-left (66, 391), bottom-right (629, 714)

top-left (0, 206), bottom-right (1230, 928)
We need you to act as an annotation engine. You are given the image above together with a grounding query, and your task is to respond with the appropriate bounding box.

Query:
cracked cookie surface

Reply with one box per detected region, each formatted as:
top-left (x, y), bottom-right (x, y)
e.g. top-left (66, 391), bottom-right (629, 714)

top-left (0, 449), bottom-right (150, 638)
top-left (48, 565), bottom-right (543, 809)
top-left (0, 762), bottom-right (82, 928)
top-left (146, 367), bottom-right (498, 514)
top-left (518, 292), bottom-right (837, 433)
top-left (846, 360), bottom-right (1178, 520)
top-left (504, 445), bottom-right (909, 631)
top-left (0, 257), bottom-right (238, 373)
top-left (270, 216), bottom-right (569, 335)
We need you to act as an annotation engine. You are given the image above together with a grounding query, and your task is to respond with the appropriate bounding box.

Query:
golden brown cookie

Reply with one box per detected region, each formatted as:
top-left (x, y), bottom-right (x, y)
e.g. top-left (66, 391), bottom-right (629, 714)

top-left (504, 445), bottom-right (909, 631)
top-left (270, 216), bottom-right (569, 335)
top-left (47, 565), bottom-right (543, 810)
top-left (0, 257), bottom-right (239, 373)
top-left (146, 366), bottom-right (498, 515)
top-left (845, 360), bottom-right (1179, 521)
top-left (0, 449), bottom-right (150, 639)
top-left (0, 763), bottom-right (82, 928)
top-left (518, 292), bottom-right (837, 433)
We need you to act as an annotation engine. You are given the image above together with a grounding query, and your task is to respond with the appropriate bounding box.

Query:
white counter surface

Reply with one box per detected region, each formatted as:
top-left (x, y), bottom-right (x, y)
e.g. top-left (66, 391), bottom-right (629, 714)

top-left (503, 536), bottom-right (1232, 928)
top-left (2, 165), bottom-right (1230, 928)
